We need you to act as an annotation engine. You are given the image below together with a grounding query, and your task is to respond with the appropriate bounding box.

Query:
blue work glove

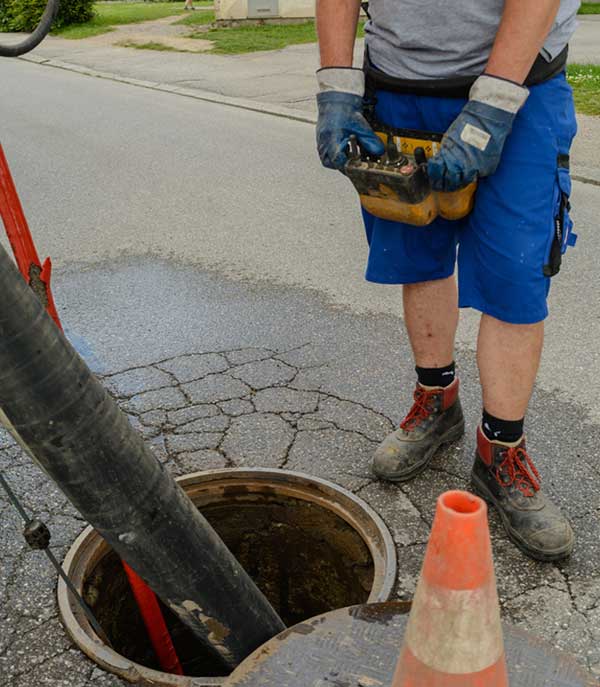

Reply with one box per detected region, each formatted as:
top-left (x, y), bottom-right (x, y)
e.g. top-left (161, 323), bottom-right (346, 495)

top-left (316, 67), bottom-right (385, 170)
top-left (428, 74), bottom-right (529, 191)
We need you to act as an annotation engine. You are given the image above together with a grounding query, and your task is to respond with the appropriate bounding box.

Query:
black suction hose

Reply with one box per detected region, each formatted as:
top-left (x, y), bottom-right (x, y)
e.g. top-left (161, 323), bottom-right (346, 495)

top-left (0, 240), bottom-right (285, 668)
top-left (0, 0), bottom-right (59, 57)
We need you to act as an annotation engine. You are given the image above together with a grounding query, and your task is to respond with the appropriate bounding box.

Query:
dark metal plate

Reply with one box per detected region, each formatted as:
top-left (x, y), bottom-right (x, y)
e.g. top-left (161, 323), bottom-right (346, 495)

top-left (226, 602), bottom-right (596, 687)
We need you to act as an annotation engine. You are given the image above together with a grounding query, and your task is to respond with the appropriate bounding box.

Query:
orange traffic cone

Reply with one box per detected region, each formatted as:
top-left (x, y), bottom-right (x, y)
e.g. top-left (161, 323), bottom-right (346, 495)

top-left (392, 490), bottom-right (508, 687)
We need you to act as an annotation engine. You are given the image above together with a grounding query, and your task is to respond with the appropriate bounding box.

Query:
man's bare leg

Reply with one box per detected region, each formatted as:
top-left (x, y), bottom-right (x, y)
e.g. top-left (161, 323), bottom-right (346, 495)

top-left (372, 276), bottom-right (464, 481)
top-left (477, 315), bottom-right (543, 420)
top-left (403, 276), bottom-right (458, 368)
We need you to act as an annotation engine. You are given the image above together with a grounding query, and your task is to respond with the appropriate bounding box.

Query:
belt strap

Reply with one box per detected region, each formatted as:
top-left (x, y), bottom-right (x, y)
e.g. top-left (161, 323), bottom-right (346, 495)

top-left (364, 46), bottom-right (569, 99)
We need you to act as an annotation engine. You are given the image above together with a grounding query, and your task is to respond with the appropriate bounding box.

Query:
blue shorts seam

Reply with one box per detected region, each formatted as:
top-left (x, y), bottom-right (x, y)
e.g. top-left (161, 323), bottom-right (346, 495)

top-left (365, 269), bottom-right (454, 285)
top-left (459, 298), bottom-right (548, 325)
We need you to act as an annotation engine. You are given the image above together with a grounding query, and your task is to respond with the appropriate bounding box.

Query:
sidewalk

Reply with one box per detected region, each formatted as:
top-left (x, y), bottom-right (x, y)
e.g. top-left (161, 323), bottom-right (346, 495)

top-left (9, 15), bottom-right (600, 183)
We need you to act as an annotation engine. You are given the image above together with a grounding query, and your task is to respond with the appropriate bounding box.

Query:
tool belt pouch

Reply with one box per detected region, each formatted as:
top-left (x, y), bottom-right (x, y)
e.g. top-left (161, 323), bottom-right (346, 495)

top-left (349, 45), bottom-right (569, 227)
top-left (344, 127), bottom-right (477, 227)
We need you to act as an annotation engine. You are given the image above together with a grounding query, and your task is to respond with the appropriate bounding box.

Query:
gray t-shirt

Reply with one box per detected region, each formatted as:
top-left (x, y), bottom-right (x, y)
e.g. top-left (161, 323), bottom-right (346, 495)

top-left (364, 0), bottom-right (581, 80)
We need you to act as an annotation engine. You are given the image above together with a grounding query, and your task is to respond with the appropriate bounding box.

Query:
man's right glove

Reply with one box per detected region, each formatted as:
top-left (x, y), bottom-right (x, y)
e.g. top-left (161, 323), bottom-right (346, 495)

top-left (316, 67), bottom-right (385, 170)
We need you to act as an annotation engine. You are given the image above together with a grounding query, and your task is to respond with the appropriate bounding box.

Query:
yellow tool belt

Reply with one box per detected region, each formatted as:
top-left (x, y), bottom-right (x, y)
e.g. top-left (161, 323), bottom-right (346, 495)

top-left (344, 126), bottom-right (477, 227)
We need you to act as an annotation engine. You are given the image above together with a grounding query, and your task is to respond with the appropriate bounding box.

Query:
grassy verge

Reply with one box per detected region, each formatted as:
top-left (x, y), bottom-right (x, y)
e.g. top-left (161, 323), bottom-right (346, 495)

top-left (567, 64), bottom-right (600, 116)
top-left (188, 19), bottom-right (364, 54)
top-left (39, 0), bottom-right (600, 42)
top-left (579, 3), bottom-right (600, 14)
top-left (55, 1), bottom-right (211, 39)
top-left (54, 20), bottom-right (116, 39)
top-left (173, 9), bottom-right (215, 26)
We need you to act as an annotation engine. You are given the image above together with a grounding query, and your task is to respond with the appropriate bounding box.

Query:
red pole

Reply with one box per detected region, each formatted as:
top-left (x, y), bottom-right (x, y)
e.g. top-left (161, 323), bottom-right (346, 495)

top-left (0, 143), bottom-right (184, 675)
top-left (123, 563), bottom-right (184, 675)
top-left (0, 144), bottom-right (60, 329)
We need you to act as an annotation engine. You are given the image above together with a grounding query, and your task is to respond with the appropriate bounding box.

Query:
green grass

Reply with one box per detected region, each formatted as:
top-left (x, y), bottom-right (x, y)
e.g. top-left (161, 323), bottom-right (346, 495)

top-left (579, 3), bottom-right (600, 14)
top-left (173, 9), bottom-right (215, 26)
top-left (55, 1), bottom-right (211, 39)
top-left (192, 20), bottom-right (316, 53)
top-left (188, 19), bottom-right (364, 54)
top-left (54, 23), bottom-right (114, 38)
top-left (567, 64), bottom-right (600, 115)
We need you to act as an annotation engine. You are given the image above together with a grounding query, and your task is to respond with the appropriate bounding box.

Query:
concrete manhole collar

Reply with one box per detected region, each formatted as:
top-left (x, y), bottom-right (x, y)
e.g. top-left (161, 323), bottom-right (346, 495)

top-left (58, 468), bottom-right (397, 686)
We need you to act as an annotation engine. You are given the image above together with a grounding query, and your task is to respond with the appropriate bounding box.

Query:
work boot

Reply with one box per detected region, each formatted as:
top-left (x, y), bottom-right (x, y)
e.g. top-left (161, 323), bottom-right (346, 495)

top-left (471, 427), bottom-right (574, 561)
top-left (372, 378), bottom-right (464, 482)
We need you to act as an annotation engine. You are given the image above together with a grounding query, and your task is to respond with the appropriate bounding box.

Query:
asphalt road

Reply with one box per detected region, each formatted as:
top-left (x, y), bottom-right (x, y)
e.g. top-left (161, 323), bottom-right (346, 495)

top-left (1, 58), bottom-right (600, 422)
top-left (2, 58), bottom-right (600, 685)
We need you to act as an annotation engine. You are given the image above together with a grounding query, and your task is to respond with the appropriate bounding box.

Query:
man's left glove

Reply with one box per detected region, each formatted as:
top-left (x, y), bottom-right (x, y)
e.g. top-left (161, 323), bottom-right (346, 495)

top-left (316, 67), bottom-right (385, 170)
top-left (428, 74), bottom-right (529, 192)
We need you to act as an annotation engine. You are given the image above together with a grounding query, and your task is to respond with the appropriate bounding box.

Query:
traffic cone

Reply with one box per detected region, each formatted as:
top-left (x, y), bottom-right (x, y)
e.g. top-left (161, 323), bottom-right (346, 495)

top-left (392, 490), bottom-right (508, 687)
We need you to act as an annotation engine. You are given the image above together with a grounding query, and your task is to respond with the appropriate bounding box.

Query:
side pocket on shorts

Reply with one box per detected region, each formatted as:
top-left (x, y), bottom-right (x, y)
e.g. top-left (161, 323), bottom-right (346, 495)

top-left (543, 154), bottom-right (577, 278)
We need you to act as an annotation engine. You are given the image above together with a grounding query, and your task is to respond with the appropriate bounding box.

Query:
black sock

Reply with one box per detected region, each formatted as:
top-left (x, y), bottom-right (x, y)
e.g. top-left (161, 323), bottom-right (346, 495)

top-left (415, 362), bottom-right (456, 388)
top-left (481, 409), bottom-right (524, 444)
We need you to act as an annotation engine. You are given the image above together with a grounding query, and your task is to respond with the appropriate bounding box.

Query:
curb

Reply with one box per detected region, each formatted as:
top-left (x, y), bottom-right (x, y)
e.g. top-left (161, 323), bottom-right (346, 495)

top-left (572, 174), bottom-right (600, 187)
top-left (17, 54), bottom-right (600, 186)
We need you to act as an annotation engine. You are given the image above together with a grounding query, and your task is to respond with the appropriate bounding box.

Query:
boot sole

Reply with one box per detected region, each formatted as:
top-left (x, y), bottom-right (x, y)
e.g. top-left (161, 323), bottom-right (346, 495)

top-left (470, 473), bottom-right (574, 562)
top-left (374, 420), bottom-right (465, 483)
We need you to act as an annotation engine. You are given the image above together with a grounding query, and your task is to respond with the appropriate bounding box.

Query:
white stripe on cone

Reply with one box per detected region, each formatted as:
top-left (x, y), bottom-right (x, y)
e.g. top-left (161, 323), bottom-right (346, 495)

top-left (404, 575), bottom-right (504, 674)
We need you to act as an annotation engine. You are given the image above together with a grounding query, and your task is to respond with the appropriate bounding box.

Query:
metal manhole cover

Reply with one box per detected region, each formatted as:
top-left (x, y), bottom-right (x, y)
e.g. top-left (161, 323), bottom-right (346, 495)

top-left (226, 602), bottom-right (596, 687)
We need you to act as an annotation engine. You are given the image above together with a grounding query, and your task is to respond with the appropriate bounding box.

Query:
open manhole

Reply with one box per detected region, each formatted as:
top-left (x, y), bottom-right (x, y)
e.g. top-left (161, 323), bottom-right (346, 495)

top-left (58, 468), bottom-right (397, 686)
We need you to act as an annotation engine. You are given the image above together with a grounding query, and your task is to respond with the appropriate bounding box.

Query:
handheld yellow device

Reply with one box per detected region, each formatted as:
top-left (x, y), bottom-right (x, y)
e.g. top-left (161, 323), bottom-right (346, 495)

top-left (344, 128), bottom-right (477, 227)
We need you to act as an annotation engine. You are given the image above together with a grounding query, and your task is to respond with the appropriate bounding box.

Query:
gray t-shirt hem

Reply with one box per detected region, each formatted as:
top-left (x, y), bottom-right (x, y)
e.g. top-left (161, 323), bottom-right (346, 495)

top-left (364, 0), bottom-right (579, 81)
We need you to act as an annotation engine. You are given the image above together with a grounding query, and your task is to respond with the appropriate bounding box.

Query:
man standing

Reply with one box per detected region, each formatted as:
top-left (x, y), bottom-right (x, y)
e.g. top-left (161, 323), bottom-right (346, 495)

top-left (316, 0), bottom-right (580, 561)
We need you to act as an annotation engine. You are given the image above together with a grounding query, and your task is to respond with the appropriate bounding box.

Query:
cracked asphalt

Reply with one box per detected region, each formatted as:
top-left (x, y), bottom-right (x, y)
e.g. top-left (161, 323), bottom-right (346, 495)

top-left (1, 58), bottom-right (600, 685)
top-left (1, 259), bottom-right (600, 685)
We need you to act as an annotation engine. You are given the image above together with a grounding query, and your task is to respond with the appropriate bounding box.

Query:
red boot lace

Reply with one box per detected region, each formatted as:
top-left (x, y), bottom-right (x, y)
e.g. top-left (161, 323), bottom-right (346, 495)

top-left (495, 446), bottom-right (541, 497)
top-left (400, 387), bottom-right (438, 432)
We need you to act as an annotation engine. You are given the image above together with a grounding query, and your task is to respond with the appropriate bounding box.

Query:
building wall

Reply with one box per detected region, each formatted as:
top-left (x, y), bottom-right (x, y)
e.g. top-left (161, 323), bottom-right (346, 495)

top-left (215, 0), bottom-right (317, 20)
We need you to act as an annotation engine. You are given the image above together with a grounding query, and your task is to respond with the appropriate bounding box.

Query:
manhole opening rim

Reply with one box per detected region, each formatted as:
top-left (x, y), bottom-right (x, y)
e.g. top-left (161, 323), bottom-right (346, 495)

top-left (58, 467), bottom-right (397, 687)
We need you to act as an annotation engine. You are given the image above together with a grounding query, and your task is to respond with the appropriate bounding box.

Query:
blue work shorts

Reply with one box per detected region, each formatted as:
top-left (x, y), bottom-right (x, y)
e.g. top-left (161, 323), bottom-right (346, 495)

top-left (362, 73), bottom-right (578, 324)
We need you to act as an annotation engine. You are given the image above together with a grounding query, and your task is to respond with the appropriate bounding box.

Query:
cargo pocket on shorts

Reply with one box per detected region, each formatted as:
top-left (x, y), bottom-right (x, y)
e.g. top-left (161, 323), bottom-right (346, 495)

top-left (543, 153), bottom-right (577, 277)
